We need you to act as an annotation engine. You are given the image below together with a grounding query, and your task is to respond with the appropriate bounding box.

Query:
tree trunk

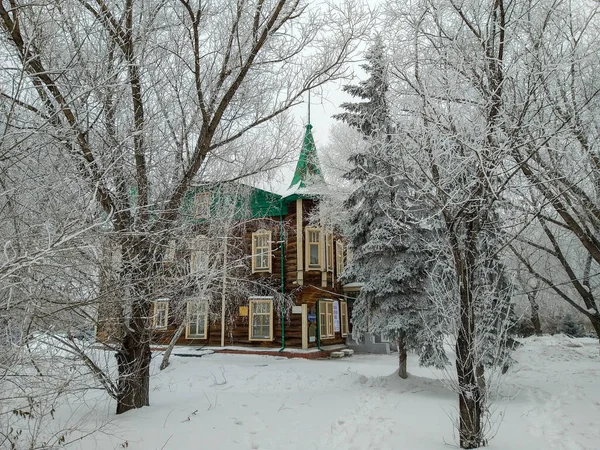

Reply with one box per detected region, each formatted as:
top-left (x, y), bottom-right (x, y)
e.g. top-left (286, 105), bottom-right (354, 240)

top-left (115, 321), bottom-right (151, 414)
top-left (528, 293), bottom-right (542, 336)
top-left (476, 363), bottom-right (486, 403)
top-left (588, 314), bottom-right (600, 343)
top-left (115, 240), bottom-right (154, 414)
top-left (160, 322), bottom-right (186, 371)
top-left (454, 241), bottom-right (484, 449)
top-left (398, 335), bottom-right (407, 379)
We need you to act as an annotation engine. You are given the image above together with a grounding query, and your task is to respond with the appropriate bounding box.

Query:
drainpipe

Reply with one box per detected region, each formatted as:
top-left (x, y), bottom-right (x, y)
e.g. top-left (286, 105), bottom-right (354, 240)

top-left (279, 199), bottom-right (286, 352)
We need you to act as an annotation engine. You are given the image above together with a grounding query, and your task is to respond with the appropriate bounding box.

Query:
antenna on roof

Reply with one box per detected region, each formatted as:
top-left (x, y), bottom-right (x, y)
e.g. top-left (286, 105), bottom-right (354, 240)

top-left (307, 90), bottom-right (311, 125)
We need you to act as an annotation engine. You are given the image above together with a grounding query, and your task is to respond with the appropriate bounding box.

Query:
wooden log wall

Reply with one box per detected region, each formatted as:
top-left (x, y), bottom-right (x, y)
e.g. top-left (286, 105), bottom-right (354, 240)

top-left (150, 197), bottom-right (348, 349)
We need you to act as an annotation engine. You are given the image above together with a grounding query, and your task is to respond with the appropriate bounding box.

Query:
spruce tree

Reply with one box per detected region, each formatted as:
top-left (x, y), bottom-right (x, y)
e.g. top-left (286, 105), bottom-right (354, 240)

top-left (337, 37), bottom-right (446, 377)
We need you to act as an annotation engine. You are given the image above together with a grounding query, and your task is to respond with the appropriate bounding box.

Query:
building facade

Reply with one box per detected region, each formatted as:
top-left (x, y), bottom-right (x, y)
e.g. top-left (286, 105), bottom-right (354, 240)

top-left (99, 124), bottom-right (351, 350)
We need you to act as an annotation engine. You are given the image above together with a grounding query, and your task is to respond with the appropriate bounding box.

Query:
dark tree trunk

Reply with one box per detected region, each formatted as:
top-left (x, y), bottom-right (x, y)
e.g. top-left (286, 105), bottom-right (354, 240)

top-left (476, 363), bottom-right (486, 401)
top-left (454, 236), bottom-right (484, 449)
top-left (398, 335), bottom-right (407, 379)
top-left (589, 314), bottom-right (600, 343)
top-left (528, 293), bottom-right (542, 336)
top-left (115, 325), bottom-right (151, 414)
top-left (115, 239), bottom-right (154, 414)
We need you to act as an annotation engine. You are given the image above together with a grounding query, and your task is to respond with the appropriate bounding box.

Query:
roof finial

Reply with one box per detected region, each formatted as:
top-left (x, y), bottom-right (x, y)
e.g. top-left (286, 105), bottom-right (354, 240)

top-left (307, 89), bottom-right (311, 125)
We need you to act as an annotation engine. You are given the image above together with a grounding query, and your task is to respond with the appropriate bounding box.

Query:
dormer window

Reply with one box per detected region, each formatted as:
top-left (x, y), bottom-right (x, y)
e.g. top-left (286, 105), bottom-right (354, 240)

top-left (305, 227), bottom-right (323, 270)
top-left (252, 229), bottom-right (272, 273)
top-left (194, 192), bottom-right (211, 219)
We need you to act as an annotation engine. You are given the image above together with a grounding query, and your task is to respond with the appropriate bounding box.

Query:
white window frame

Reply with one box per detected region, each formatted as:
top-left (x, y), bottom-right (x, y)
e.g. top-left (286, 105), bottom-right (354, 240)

top-left (164, 239), bottom-right (176, 263)
top-left (340, 301), bottom-right (349, 337)
top-left (152, 300), bottom-right (169, 329)
top-left (346, 246), bottom-right (354, 265)
top-left (251, 229), bottom-right (272, 273)
top-left (325, 231), bottom-right (334, 272)
top-left (190, 235), bottom-right (209, 274)
top-left (305, 227), bottom-right (323, 271)
top-left (248, 297), bottom-right (274, 341)
top-left (318, 300), bottom-right (335, 339)
top-left (186, 299), bottom-right (208, 339)
top-left (336, 241), bottom-right (344, 279)
top-left (194, 192), bottom-right (211, 219)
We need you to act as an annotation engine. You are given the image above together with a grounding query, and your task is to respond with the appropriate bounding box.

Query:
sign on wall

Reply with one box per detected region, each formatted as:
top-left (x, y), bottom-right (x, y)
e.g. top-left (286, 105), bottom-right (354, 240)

top-left (239, 306), bottom-right (248, 317)
top-left (333, 300), bottom-right (340, 333)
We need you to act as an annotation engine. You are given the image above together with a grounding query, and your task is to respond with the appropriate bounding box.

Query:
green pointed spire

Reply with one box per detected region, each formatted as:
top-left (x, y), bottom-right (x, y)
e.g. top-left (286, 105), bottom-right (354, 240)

top-left (289, 124), bottom-right (324, 189)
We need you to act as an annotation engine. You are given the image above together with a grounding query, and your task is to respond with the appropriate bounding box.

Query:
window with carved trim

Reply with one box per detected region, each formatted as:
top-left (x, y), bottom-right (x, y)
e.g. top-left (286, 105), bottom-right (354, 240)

top-left (152, 300), bottom-right (169, 329)
top-left (340, 301), bottom-right (349, 337)
top-left (325, 231), bottom-right (334, 272)
top-left (336, 241), bottom-right (344, 279)
top-left (194, 192), bottom-right (211, 219)
top-left (346, 246), bottom-right (354, 265)
top-left (190, 235), bottom-right (209, 274)
top-left (249, 298), bottom-right (273, 341)
top-left (186, 299), bottom-right (208, 339)
top-left (164, 239), bottom-right (176, 263)
top-left (251, 230), bottom-right (272, 273)
top-left (318, 300), bottom-right (334, 339)
top-left (305, 227), bottom-right (323, 270)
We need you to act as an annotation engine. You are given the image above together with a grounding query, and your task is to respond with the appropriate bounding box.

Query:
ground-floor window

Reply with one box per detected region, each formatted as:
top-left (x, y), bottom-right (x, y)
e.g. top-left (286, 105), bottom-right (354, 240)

top-left (152, 300), bottom-right (169, 329)
top-left (340, 301), bottom-right (349, 337)
top-left (319, 300), bottom-right (334, 339)
top-left (249, 297), bottom-right (273, 341)
top-left (186, 299), bottom-right (208, 339)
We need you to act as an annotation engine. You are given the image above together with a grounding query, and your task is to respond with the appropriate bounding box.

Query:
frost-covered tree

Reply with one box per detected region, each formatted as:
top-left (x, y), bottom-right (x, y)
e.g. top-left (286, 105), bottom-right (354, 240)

top-left (0, 0), bottom-right (370, 415)
top-left (335, 35), bottom-right (390, 138)
top-left (345, 177), bottom-right (448, 378)
top-left (336, 37), bottom-right (446, 378)
top-left (473, 227), bottom-right (517, 393)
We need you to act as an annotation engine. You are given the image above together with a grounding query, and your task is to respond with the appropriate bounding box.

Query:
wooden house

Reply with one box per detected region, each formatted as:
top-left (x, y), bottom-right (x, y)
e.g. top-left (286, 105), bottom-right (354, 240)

top-left (102, 124), bottom-right (351, 350)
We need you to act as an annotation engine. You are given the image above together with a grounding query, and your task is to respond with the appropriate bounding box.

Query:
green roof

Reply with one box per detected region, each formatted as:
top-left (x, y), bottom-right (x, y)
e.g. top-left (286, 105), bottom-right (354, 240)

top-left (183, 183), bottom-right (286, 223)
top-left (288, 124), bottom-right (324, 189)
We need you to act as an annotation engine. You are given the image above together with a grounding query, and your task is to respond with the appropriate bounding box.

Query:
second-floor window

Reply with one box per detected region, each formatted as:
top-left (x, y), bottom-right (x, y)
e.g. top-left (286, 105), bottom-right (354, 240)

top-left (252, 230), bottom-right (272, 273)
top-left (152, 300), bottom-right (169, 329)
top-left (305, 227), bottom-right (322, 270)
top-left (325, 231), bottom-right (334, 272)
top-left (190, 235), bottom-right (209, 274)
top-left (336, 241), bottom-right (344, 278)
top-left (194, 192), bottom-right (211, 219)
top-left (164, 239), bottom-right (176, 263)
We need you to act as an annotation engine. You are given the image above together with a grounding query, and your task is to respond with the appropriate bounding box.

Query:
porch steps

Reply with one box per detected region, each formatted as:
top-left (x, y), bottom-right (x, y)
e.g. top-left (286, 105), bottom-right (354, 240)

top-left (331, 349), bottom-right (354, 359)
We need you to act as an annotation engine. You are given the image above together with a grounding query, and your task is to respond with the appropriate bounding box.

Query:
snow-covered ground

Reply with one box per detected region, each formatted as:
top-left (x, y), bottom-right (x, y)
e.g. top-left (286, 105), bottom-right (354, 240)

top-left (60, 335), bottom-right (599, 450)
